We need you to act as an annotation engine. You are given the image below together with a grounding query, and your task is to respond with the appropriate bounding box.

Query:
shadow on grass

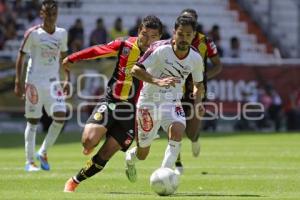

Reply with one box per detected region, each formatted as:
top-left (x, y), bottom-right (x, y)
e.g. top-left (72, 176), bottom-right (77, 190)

top-left (107, 191), bottom-right (264, 198)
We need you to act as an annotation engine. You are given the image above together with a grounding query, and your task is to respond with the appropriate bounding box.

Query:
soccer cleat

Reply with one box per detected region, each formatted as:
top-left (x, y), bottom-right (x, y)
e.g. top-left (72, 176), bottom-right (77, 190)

top-left (36, 153), bottom-right (50, 171)
top-left (192, 141), bottom-right (200, 157)
top-left (64, 178), bottom-right (79, 192)
top-left (174, 161), bottom-right (184, 175)
top-left (125, 151), bottom-right (137, 182)
top-left (25, 162), bottom-right (40, 172)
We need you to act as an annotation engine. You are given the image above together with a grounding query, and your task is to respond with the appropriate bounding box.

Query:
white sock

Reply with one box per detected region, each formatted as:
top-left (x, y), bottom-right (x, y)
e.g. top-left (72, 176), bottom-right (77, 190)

top-left (24, 122), bottom-right (38, 164)
top-left (38, 121), bottom-right (64, 155)
top-left (126, 146), bottom-right (138, 165)
top-left (161, 140), bottom-right (181, 169)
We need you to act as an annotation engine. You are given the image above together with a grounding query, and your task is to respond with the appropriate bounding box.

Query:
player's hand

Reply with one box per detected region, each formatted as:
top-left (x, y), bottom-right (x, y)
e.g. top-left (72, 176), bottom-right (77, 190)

top-left (155, 77), bottom-right (180, 87)
top-left (63, 81), bottom-right (70, 96)
top-left (14, 81), bottom-right (24, 99)
top-left (62, 57), bottom-right (71, 71)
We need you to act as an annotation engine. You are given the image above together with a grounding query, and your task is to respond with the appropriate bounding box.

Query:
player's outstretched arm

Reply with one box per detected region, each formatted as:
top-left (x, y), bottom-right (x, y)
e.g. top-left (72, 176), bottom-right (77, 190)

top-left (61, 52), bottom-right (71, 95)
top-left (131, 64), bottom-right (177, 87)
top-left (193, 82), bottom-right (205, 116)
top-left (206, 55), bottom-right (222, 79)
top-left (14, 51), bottom-right (26, 99)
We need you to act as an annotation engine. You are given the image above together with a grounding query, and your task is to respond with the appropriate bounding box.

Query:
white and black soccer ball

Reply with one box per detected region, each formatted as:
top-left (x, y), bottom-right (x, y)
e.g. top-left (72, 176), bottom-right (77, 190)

top-left (150, 167), bottom-right (179, 196)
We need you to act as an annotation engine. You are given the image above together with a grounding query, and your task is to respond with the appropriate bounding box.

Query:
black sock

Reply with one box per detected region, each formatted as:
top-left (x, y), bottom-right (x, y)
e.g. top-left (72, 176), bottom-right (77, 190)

top-left (75, 155), bottom-right (108, 182)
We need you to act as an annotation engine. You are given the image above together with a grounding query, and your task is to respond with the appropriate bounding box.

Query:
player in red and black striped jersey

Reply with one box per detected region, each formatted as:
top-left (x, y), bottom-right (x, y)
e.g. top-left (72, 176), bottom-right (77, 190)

top-left (175, 9), bottom-right (223, 174)
top-left (63, 16), bottom-right (163, 192)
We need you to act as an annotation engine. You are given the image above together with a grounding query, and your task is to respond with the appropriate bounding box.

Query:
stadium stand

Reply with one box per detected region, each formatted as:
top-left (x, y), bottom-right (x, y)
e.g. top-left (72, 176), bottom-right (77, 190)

top-left (237, 0), bottom-right (299, 58)
top-left (1, 0), bottom-right (281, 61)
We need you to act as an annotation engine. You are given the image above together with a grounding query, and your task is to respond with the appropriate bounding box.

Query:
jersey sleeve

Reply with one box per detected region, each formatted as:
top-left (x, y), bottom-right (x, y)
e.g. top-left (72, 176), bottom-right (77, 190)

top-left (20, 30), bottom-right (34, 54)
top-left (206, 37), bottom-right (218, 57)
top-left (137, 46), bottom-right (161, 70)
top-left (60, 30), bottom-right (68, 52)
top-left (68, 39), bottom-right (122, 62)
top-left (191, 55), bottom-right (204, 83)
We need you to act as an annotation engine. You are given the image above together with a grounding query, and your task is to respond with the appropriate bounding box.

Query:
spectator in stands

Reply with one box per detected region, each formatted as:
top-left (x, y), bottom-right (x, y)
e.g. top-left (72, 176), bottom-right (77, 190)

top-left (286, 89), bottom-right (300, 131)
top-left (89, 18), bottom-right (107, 46)
top-left (128, 17), bottom-right (141, 37)
top-left (4, 21), bottom-right (17, 41)
top-left (196, 23), bottom-right (204, 34)
top-left (0, 16), bottom-right (5, 49)
top-left (68, 18), bottom-right (84, 53)
top-left (12, 0), bottom-right (26, 18)
top-left (256, 84), bottom-right (282, 131)
top-left (0, 0), bottom-right (8, 13)
top-left (209, 24), bottom-right (223, 56)
top-left (109, 17), bottom-right (127, 41)
top-left (266, 85), bottom-right (282, 131)
top-left (25, 0), bottom-right (40, 19)
top-left (0, 29), bottom-right (4, 50)
top-left (226, 36), bottom-right (241, 58)
top-left (160, 24), bottom-right (171, 40)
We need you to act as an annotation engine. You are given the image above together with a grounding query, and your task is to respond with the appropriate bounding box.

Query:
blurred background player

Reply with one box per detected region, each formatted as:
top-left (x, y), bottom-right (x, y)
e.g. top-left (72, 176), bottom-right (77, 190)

top-left (63, 15), bottom-right (163, 192)
top-left (125, 15), bottom-right (205, 182)
top-left (14, 0), bottom-right (69, 172)
top-left (175, 8), bottom-right (223, 174)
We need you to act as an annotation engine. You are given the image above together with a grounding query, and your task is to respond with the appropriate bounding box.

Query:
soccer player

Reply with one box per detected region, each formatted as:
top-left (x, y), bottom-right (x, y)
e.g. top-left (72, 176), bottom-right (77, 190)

top-left (63, 15), bottom-right (164, 192)
top-left (175, 8), bottom-right (223, 174)
top-left (14, 0), bottom-right (69, 172)
top-left (125, 15), bottom-right (205, 182)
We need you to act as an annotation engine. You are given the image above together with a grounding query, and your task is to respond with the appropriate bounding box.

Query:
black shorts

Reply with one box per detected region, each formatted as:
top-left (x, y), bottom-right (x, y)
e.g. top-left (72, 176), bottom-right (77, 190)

top-left (182, 74), bottom-right (207, 115)
top-left (86, 98), bottom-right (136, 151)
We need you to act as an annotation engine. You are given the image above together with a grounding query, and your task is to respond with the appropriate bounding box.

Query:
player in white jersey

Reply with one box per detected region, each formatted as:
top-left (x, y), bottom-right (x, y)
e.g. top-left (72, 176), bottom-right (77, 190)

top-left (14, 0), bottom-right (69, 172)
top-left (125, 15), bottom-right (205, 182)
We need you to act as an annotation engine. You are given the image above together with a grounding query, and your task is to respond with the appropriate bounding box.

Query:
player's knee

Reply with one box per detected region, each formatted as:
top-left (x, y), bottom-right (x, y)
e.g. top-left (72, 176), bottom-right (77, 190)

top-left (52, 112), bottom-right (66, 123)
top-left (27, 118), bottom-right (40, 124)
top-left (82, 124), bottom-right (106, 149)
top-left (136, 147), bottom-right (150, 160)
top-left (168, 122), bottom-right (185, 141)
top-left (82, 136), bottom-right (97, 149)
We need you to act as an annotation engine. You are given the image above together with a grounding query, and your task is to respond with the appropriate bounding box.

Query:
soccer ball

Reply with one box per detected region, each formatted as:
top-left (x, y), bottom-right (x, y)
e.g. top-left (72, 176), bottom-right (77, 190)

top-left (150, 168), bottom-right (179, 196)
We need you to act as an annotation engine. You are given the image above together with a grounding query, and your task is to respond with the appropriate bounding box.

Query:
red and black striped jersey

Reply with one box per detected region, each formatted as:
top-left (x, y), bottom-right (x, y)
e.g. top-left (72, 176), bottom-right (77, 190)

top-left (68, 37), bottom-right (143, 103)
top-left (192, 32), bottom-right (218, 67)
top-left (183, 33), bottom-right (218, 102)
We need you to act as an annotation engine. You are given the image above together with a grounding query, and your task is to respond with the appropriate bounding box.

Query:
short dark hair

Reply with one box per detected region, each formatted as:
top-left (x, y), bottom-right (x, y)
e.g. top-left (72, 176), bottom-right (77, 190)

top-left (180, 8), bottom-right (198, 20)
top-left (139, 15), bottom-right (163, 35)
top-left (174, 15), bottom-right (197, 31)
top-left (42, 0), bottom-right (58, 10)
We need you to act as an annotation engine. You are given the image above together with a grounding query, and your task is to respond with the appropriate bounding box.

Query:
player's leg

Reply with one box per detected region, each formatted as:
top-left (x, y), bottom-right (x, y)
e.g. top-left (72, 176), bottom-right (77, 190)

top-left (185, 107), bottom-right (203, 157)
top-left (64, 135), bottom-right (121, 192)
top-left (64, 101), bottom-right (132, 192)
top-left (37, 85), bottom-right (67, 170)
top-left (25, 118), bottom-right (40, 172)
top-left (24, 83), bottom-right (42, 172)
top-left (161, 122), bottom-right (185, 169)
top-left (125, 106), bottom-right (159, 182)
top-left (161, 104), bottom-right (185, 169)
top-left (81, 123), bottom-right (107, 155)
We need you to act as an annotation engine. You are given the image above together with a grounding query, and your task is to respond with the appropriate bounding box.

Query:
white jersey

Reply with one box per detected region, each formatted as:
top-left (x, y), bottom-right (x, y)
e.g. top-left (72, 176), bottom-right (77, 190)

top-left (20, 25), bottom-right (68, 86)
top-left (137, 40), bottom-right (204, 105)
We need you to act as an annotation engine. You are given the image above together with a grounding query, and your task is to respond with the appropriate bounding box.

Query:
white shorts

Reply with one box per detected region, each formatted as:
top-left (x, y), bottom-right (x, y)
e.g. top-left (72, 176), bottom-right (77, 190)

top-left (136, 102), bottom-right (186, 148)
top-left (25, 82), bottom-right (66, 119)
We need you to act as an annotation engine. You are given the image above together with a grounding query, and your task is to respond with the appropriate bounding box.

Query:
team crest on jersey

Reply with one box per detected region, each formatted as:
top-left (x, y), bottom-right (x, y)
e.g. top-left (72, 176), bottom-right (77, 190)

top-left (93, 112), bottom-right (103, 121)
top-left (122, 47), bottom-right (130, 56)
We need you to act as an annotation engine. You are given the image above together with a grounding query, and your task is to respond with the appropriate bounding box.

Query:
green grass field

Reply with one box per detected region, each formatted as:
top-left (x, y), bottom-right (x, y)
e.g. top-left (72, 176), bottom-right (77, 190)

top-left (0, 132), bottom-right (299, 200)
